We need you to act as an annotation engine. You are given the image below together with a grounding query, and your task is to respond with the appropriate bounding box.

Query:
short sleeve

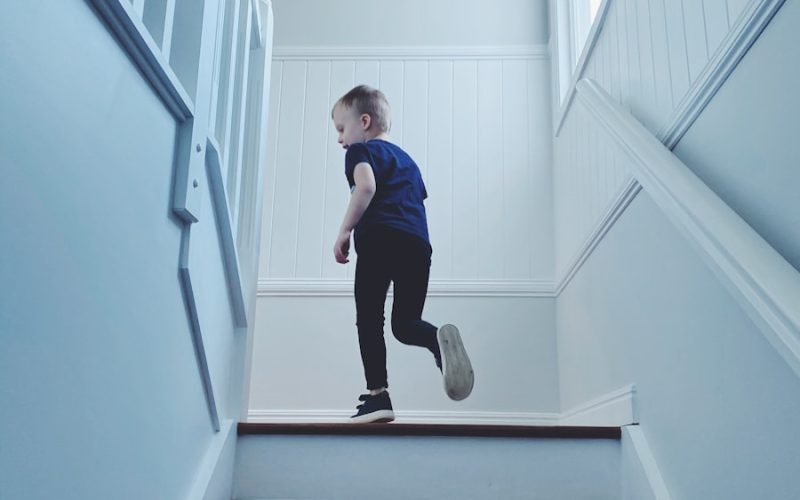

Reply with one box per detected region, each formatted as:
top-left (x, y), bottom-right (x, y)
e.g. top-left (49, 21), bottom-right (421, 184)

top-left (344, 143), bottom-right (373, 187)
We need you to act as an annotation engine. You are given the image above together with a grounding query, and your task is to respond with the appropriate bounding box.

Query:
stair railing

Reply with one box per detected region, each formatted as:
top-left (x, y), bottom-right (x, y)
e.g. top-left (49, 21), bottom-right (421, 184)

top-left (89, 0), bottom-right (274, 430)
top-left (575, 78), bottom-right (800, 379)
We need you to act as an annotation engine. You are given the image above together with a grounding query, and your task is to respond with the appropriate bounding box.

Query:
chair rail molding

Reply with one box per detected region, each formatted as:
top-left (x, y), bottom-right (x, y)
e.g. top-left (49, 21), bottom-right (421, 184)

top-left (554, 177), bottom-right (642, 296)
top-left (657, 0), bottom-right (787, 149)
top-left (257, 279), bottom-right (557, 298)
top-left (576, 78), bottom-right (800, 380)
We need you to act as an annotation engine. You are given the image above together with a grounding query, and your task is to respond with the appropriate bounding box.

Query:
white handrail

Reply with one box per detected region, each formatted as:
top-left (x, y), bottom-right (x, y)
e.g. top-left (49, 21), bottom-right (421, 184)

top-left (576, 78), bottom-right (800, 379)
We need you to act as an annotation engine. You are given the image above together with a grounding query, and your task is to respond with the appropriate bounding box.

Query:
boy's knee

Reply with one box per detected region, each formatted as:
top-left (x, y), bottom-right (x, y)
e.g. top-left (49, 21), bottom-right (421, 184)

top-left (391, 318), bottom-right (414, 344)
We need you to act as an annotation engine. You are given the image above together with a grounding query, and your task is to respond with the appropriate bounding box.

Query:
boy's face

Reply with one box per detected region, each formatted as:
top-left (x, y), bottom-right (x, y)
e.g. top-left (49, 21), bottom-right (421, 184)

top-left (332, 104), bottom-right (370, 149)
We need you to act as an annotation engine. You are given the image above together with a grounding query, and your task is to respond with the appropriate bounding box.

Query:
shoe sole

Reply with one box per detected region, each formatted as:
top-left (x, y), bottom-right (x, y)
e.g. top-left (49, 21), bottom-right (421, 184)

top-left (349, 409), bottom-right (395, 424)
top-left (437, 324), bottom-right (474, 401)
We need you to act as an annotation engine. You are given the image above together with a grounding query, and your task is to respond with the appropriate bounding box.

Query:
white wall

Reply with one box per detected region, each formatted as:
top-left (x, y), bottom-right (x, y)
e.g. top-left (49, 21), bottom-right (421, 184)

top-left (249, 0), bottom-right (558, 421)
top-left (550, 0), bottom-right (800, 496)
top-left (250, 296), bottom-right (559, 420)
top-left (670, 0), bottom-right (800, 271)
top-left (558, 191), bottom-right (800, 499)
top-left (272, 0), bottom-right (550, 47)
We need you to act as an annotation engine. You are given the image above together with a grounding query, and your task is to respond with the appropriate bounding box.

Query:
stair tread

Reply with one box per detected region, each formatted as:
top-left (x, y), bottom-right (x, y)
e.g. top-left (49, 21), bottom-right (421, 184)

top-left (238, 422), bottom-right (621, 439)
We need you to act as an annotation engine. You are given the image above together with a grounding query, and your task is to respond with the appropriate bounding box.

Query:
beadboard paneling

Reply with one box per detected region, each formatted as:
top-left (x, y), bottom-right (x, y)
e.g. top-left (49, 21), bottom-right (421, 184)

top-left (554, 103), bottom-right (633, 278)
top-left (260, 50), bottom-right (553, 282)
top-left (552, 0), bottom-right (762, 288)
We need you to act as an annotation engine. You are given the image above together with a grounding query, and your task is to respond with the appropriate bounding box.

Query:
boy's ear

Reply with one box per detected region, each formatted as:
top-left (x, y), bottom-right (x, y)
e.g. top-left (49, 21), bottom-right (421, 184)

top-left (360, 113), bottom-right (372, 130)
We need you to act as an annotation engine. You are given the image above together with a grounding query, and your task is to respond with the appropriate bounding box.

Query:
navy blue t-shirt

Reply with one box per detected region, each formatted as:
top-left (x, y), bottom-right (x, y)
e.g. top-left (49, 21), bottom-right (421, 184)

top-left (344, 139), bottom-right (430, 246)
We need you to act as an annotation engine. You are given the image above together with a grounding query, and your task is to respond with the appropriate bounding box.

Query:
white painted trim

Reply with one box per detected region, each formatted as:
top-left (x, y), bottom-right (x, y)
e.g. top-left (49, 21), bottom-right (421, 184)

top-left (555, 177), bottom-right (642, 296)
top-left (249, 386), bottom-right (635, 426)
top-left (272, 45), bottom-right (550, 61)
top-left (247, 410), bottom-right (560, 426)
top-left (553, 0), bottom-right (614, 137)
top-left (560, 385), bottom-right (637, 426)
top-left (207, 137), bottom-right (248, 327)
top-left (657, 0), bottom-right (787, 149)
top-left (88, 0), bottom-right (194, 120)
top-left (238, 0), bottom-right (275, 422)
top-left (624, 426), bottom-right (673, 500)
top-left (250, 0), bottom-right (265, 49)
top-left (206, 0), bottom-right (229, 140)
top-left (551, 0), bottom-right (787, 294)
top-left (219, 0), bottom-right (243, 183)
top-left (178, 227), bottom-right (220, 432)
top-left (161, 0), bottom-right (177, 61)
top-left (171, 0), bottom-right (224, 222)
top-left (257, 279), bottom-right (557, 298)
top-left (131, 0), bottom-right (145, 18)
top-left (576, 78), bottom-right (800, 380)
top-left (228, 0), bottom-right (255, 244)
top-left (186, 419), bottom-right (237, 500)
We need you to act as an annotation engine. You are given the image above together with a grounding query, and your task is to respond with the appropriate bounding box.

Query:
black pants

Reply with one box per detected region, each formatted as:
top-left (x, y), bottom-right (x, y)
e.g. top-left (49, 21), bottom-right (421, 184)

top-left (354, 228), bottom-right (438, 390)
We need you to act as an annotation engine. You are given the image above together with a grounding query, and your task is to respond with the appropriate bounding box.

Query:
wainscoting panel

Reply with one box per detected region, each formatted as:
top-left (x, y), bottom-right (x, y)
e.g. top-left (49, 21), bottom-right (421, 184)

top-left (260, 47), bottom-right (553, 283)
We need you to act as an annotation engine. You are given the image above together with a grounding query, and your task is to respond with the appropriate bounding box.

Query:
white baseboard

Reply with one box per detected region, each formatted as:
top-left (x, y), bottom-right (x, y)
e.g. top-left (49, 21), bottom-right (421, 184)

top-left (560, 385), bottom-right (637, 426)
top-left (248, 386), bottom-right (637, 427)
top-left (247, 409), bottom-right (560, 426)
top-left (623, 426), bottom-right (672, 500)
top-left (186, 419), bottom-right (237, 500)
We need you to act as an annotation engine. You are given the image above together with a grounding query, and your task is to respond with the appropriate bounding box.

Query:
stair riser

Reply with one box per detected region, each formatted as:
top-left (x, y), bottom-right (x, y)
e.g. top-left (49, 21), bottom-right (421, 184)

top-left (234, 435), bottom-right (620, 500)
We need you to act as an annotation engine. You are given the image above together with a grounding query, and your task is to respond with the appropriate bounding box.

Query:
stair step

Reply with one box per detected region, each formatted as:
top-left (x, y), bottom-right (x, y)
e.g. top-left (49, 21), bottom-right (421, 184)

top-left (237, 422), bottom-right (621, 439)
top-left (234, 423), bottom-right (622, 500)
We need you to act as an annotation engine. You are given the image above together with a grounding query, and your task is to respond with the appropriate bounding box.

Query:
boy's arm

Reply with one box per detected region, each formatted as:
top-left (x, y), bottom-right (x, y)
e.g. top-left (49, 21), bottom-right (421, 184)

top-left (334, 162), bottom-right (376, 264)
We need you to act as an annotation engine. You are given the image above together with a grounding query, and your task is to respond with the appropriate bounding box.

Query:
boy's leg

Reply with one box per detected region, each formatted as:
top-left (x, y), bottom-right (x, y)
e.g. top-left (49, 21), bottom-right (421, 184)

top-left (354, 237), bottom-right (392, 391)
top-left (390, 232), bottom-right (474, 401)
top-left (389, 234), bottom-right (439, 356)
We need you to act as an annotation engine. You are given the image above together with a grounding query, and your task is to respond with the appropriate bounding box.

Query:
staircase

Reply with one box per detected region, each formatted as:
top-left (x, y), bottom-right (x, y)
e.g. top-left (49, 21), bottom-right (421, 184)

top-left (232, 424), bottom-right (623, 500)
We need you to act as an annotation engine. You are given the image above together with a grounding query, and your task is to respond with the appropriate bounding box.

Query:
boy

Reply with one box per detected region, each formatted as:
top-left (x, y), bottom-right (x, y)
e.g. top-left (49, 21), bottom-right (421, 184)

top-left (331, 85), bottom-right (474, 423)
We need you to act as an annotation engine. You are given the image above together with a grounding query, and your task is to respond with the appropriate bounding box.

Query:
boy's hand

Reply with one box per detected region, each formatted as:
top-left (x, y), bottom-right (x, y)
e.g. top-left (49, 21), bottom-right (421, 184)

top-left (334, 230), bottom-right (351, 264)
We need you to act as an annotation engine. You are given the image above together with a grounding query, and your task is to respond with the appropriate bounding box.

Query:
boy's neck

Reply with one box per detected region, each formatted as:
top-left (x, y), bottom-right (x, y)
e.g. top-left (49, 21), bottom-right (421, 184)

top-left (367, 132), bottom-right (391, 142)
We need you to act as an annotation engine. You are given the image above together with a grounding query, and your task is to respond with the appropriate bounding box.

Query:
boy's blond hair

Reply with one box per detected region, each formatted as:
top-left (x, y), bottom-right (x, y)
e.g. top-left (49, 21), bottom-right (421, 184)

top-left (332, 85), bottom-right (392, 133)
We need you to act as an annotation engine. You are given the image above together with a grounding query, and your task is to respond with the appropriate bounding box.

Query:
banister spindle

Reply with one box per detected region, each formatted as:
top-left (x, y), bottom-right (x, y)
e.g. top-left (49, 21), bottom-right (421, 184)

top-left (131, 0), bottom-right (145, 18)
top-left (227, 0), bottom-right (254, 240)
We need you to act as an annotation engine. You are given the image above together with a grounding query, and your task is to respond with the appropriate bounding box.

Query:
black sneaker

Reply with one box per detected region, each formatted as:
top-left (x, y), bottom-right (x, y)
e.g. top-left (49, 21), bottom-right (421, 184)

top-left (437, 324), bottom-right (474, 401)
top-left (350, 392), bottom-right (395, 423)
